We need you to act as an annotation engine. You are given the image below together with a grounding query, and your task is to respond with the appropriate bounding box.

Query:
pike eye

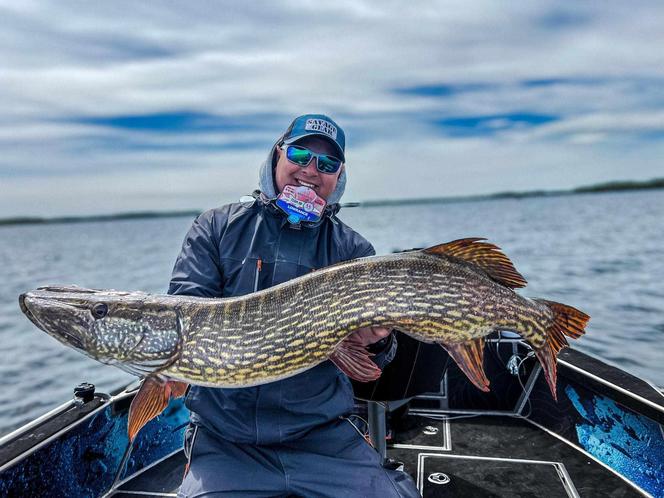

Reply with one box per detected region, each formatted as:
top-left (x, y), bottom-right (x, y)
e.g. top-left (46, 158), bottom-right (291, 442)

top-left (92, 303), bottom-right (108, 319)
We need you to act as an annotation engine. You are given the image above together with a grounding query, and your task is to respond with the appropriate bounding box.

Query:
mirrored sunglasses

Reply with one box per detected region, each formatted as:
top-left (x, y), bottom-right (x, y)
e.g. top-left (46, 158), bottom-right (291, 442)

top-left (281, 145), bottom-right (343, 174)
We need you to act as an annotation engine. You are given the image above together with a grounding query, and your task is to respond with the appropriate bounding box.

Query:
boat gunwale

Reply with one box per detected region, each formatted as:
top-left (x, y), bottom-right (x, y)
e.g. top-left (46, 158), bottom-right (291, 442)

top-left (0, 391), bottom-right (123, 473)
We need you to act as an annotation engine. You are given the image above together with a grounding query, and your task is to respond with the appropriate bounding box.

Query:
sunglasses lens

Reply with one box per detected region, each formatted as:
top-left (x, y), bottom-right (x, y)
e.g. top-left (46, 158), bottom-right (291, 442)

top-left (286, 146), bottom-right (312, 166)
top-left (285, 145), bottom-right (342, 174)
top-left (317, 155), bottom-right (342, 174)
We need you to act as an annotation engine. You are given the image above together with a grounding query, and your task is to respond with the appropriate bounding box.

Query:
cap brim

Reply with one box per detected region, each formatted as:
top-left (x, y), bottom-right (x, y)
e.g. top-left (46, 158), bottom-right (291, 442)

top-left (283, 133), bottom-right (345, 162)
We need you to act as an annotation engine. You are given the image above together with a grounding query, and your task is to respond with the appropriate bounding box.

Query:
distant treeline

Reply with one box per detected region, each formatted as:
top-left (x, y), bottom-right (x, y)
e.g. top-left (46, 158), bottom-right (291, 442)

top-left (2, 177), bottom-right (663, 226)
top-left (573, 177), bottom-right (664, 193)
top-left (0, 210), bottom-right (201, 227)
top-left (359, 177), bottom-right (664, 207)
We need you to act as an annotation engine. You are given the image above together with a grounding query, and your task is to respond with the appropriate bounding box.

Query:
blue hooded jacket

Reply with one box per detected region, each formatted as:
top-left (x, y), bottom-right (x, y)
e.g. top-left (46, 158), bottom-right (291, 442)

top-left (168, 145), bottom-right (396, 445)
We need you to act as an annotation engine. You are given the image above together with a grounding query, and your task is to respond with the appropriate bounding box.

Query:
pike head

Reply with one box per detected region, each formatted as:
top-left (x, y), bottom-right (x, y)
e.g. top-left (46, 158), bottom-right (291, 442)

top-left (19, 285), bottom-right (182, 376)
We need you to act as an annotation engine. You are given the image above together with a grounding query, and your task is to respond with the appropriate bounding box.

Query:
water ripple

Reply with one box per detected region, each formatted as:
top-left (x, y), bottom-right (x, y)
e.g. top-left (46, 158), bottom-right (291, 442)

top-left (2, 191), bottom-right (664, 435)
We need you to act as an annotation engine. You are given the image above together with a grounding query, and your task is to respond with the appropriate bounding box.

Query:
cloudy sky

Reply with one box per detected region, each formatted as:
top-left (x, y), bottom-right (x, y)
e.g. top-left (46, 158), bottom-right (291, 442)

top-left (1, 1), bottom-right (663, 217)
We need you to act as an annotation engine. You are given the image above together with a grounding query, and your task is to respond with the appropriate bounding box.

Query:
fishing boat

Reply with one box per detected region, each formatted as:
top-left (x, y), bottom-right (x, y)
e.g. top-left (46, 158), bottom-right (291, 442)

top-left (1, 331), bottom-right (662, 497)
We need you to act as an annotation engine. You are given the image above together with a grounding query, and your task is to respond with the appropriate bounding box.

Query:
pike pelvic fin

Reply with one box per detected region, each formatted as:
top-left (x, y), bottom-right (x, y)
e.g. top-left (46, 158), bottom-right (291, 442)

top-left (127, 376), bottom-right (189, 442)
top-left (440, 337), bottom-right (490, 392)
top-left (330, 338), bottom-right (382, 382)
top-left (424, 238), bottom-right (527, 289)
top-left (532, 299), bottom-right (590, 400)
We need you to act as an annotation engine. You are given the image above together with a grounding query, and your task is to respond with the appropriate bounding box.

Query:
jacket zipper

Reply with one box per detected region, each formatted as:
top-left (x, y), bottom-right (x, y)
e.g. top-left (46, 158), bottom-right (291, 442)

top-left (253, 258), bottom-right (262, 292)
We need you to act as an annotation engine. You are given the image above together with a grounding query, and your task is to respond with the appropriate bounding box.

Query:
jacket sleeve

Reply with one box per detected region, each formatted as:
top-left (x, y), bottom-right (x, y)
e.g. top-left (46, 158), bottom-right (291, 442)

top-left (347, 238), bottom-right (397, 369)
top-left (168, 210), bottom-right (225, 298)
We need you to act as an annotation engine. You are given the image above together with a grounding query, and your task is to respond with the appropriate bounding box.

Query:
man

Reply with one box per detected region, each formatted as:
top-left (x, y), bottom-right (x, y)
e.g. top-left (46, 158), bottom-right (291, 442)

top-left (170, 114), bottom-right (419, 497)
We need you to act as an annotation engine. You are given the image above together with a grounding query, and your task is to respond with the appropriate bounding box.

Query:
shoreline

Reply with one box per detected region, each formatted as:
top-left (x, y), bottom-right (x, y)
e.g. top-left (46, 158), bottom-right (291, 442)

top-left (2, 177), bottom-right (663, 227)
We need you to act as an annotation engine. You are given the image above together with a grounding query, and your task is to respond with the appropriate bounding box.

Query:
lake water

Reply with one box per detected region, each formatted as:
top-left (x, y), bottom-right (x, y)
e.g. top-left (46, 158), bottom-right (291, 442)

top-left (1, 190), bottom-right (663, 436)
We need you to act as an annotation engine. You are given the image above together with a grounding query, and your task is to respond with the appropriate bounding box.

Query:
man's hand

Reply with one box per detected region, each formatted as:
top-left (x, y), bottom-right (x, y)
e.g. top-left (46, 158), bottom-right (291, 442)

top-left (346, 326), bottom-right (391, 347)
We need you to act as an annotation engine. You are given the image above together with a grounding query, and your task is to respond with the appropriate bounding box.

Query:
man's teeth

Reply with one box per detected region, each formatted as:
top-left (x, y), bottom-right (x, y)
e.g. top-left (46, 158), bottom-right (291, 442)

top-left (297, 180), bottom-right (316, 188)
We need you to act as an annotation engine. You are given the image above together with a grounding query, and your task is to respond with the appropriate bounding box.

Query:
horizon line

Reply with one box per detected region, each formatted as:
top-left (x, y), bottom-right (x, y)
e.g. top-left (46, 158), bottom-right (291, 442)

top-left (2, 177), bottom-right (663, 227)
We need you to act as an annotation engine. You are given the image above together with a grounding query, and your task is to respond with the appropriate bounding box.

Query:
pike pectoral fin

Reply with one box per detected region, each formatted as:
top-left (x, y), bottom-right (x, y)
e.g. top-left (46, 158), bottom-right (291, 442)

top-left (127, 376), bottom-right (189, 442)
top-left (440, 338), bottom-right (490, 392)
top-left (330, 339), bottom-right (382, 382)
top-left (532, 299), bottom-right (590, 401)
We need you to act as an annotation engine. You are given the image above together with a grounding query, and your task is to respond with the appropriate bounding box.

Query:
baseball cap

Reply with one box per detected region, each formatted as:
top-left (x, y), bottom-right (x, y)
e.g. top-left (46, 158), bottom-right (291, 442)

top-left (282, 114), bottom-right (345, 162)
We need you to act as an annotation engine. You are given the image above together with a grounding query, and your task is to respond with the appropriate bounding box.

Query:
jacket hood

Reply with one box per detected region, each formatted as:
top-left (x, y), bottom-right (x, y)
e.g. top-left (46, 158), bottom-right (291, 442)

top-left (258, 139), bottom-right (347, 206)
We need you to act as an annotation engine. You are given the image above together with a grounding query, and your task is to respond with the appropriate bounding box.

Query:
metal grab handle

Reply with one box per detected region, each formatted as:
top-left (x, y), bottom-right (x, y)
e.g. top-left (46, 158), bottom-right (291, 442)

top-left (367, 401), bottom-right (387, 460)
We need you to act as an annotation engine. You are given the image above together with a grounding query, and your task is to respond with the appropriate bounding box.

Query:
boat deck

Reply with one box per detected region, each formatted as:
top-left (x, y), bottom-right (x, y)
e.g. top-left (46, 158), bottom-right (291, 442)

top-left (109, 412), bottom-right (644, 497)
top-left (4, 341), bottom-right (658, 497)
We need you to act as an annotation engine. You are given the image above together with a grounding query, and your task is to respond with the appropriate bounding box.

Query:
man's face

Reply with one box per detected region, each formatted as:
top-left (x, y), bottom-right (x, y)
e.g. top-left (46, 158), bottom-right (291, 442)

top-left (274, 136), bottom-right (344, 201)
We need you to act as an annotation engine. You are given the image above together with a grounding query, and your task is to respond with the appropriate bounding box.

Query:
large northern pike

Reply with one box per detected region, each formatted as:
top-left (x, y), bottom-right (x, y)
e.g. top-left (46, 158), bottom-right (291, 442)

top-left (20, 238), bottom-right (589, 440)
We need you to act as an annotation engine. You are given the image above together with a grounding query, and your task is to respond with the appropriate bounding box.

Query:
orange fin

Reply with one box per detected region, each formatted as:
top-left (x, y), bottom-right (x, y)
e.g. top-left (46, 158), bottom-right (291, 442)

top-left (424, 238), bottom-right (527, 289)
top-left (330, 339), bottom-right (382, 382)
top-left (127, 376), bottom-right (189, 442)
top-left (168, 379), bottom-right (189, 398)
top-left (440, 338), bottom-right (490, 392)
top-left (532, 299), bottom-right (590, 400)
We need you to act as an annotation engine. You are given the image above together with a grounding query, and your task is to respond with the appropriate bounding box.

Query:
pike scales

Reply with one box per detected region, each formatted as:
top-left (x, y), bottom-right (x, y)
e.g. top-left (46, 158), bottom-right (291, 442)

top-left (20, 238), bottom-right (589, 440)
top-left (172, 256), bottom-right (524, 385)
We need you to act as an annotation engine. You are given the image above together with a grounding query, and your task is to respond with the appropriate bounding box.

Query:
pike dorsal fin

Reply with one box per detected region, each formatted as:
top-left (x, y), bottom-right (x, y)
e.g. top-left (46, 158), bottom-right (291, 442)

top-left (127, 376), bottom-right (189, 442)
top-left (440, 338), bottom-right (490, 392)
top-left (424, 238), bottom-right (527, 289)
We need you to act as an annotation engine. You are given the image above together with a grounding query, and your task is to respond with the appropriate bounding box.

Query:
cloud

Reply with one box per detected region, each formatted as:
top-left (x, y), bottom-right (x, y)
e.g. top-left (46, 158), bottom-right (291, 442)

top-left (1, 1), bottom-right (663, 216)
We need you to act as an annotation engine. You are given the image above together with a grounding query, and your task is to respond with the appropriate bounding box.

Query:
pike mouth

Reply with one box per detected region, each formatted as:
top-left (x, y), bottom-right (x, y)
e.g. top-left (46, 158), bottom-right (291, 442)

top-left (19, 293), bottom-right (88, 351)
top-left (18, 293), bottom-right (29, 315)
top-left (36, 285), bottom-right (98, 293)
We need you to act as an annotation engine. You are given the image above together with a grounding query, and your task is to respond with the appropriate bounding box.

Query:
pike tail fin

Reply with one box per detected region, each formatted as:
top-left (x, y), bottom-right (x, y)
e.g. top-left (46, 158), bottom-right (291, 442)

top-left (128, 376), bottom-right (188, 442)
top-left (532, 299), bottom-right (590, 400)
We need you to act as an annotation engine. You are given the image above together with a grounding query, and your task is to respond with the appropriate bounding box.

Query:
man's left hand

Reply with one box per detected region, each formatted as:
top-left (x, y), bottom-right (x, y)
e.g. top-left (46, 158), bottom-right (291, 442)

top-left (346, 326), bottom-right (391, 347)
